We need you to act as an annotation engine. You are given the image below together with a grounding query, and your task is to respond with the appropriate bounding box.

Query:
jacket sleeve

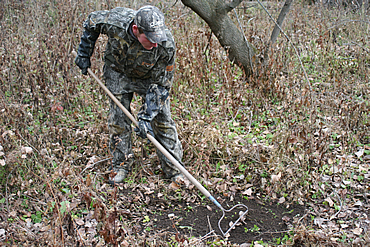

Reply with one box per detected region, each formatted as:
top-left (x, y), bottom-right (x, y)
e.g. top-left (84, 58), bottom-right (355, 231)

top-left (77, 29), bottom-right (99, 58)
top-left (77, 10), bottom-right (110, 58)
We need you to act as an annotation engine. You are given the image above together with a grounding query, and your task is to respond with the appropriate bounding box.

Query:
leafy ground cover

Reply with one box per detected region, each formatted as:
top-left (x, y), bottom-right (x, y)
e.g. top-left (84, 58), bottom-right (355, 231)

top-left (0, 0), bottom-right (369, 246)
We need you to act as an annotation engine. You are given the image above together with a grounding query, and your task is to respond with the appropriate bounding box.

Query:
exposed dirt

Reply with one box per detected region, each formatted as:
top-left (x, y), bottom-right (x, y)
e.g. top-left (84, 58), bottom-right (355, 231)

top-left (116, 183), bottom-right (306, 245)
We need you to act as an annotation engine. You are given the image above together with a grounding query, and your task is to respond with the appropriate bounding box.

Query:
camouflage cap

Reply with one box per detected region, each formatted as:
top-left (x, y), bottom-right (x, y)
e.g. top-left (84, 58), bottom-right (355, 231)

top-left (134, 6), bottom-right (167, 43)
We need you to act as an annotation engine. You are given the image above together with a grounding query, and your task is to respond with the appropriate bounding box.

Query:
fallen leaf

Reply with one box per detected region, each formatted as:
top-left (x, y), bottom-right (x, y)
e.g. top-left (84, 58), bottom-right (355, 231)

top-left (9, 211), bottom-right (17, 217)
top-left (340, 224), bottom-right (349, 228)
top-left (288, 135), bottom-right (298, 144)
top-left (342, 180), bottom-right (351, 186)
top-left (245, 183), bottom-right (253, 189)
top-left (75, 218), bottom-right (84, 226)
top-left (282, 216), bottom-right (290, 222)
top-left (271, 172), bottom-right (282, 183)
top-left (242, 188), bottom-right (253, 196)
top-left (2, 130), bottom-right (15, 138)
top-left (355, 149), bottom-right (364, 158)
top-left (87, 156), bottom-right (98, 166)
top-left (359, 165), bottom-right (367, 172)
top-left (314, 217), bottom-right (326, 227)
top-left (286, 168), bottom-right (293, 176)
top-left (278, 197), bottom-right (285, 204)
top-left (121, 240), bottom-right (129, 247)
top-left (170, 181), bottom-right (180, 190)
top-left (40, 149), bottom-right (48, 156)
top-left (86, 174), bottom-right (91, 187)
top-left (34, 223), bottom-right (43, 228)
top-left (234, 174), bottom-right (245, 180)
top-left (229, 221), bottom-right (235, 228)
top-left (239, 244), bottom-right (251, 247)
top-left (352, 228), bottom-right (363, 235)
top-left (325, 197), bottom-right (334, 207)
top-left (40, 225), bottom-right (51, 232)
top-left (77, 228), bottom-right (86, 238)
top-left (21, 147), bottom-right (33, 154)
top-left (353, 237), bottom-right (364, 245)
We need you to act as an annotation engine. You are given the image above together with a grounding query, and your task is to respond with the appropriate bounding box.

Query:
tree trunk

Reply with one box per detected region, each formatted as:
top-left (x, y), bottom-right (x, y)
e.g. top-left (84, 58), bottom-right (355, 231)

top-left (263, 0), bottom-right (293, 67)
top-left (181, 0), bottom-right (254, 77)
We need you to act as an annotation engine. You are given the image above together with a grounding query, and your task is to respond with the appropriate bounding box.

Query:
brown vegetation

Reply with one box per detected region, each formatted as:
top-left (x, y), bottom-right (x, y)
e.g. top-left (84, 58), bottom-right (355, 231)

top-left (0, 0), bottom-right (369, 246)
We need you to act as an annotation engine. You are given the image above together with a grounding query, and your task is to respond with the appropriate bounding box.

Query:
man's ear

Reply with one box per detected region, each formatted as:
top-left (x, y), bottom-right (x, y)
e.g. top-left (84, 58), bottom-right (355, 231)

top-left (132, 24), bottom-right (138, 36)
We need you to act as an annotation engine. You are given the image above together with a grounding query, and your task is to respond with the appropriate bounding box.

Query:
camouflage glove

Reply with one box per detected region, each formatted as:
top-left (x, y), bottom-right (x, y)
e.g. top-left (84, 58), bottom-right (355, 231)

top-left (75, 56), bottom-right (90, 75)
top-left (135, 120), bottom-right (154, 139)
top-left (135, 84), bottom-right (169, 139)
top-left (137, 84), bottom-right (169, 119)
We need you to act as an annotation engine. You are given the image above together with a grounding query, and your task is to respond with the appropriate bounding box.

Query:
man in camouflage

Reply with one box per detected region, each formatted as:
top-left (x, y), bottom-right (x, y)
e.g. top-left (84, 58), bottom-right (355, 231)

top-left (75, 5), bottom-right (184, 185)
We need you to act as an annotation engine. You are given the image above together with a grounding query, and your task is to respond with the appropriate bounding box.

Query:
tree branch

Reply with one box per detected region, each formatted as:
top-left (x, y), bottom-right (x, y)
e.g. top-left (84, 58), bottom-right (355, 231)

top-left (180, 0), bottom-right (254, 76)
top-left (224, 0), bottom-right (244, 13)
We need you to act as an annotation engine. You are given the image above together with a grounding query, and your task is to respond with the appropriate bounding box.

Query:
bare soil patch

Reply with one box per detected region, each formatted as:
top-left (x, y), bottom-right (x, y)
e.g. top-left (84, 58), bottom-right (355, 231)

top-left (117, 185), bottom-right (306, 245)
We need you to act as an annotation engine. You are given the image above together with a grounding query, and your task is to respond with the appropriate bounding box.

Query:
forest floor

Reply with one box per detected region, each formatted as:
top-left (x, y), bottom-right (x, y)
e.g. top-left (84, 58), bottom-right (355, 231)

top-left (1, 0), bottom-right (369, 246)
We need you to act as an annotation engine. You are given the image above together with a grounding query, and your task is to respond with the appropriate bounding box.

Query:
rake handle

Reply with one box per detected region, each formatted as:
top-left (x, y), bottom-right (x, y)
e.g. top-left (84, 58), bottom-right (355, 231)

top-left (72, 51), bottom-right (223, 210)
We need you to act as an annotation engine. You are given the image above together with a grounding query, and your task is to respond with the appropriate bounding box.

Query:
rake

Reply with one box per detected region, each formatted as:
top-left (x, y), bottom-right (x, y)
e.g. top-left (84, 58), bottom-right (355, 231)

top-left (72, 51), bottom-right (248, 236)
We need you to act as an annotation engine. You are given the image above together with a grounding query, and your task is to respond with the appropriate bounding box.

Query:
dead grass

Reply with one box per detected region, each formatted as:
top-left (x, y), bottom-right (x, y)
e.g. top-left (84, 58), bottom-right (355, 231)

top-left (0, 0), bottom-right (369, 246)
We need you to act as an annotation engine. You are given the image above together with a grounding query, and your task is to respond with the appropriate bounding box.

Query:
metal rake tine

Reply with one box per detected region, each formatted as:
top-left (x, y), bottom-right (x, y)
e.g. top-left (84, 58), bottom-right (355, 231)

top-left (218, 204), bottom-right (249, 237)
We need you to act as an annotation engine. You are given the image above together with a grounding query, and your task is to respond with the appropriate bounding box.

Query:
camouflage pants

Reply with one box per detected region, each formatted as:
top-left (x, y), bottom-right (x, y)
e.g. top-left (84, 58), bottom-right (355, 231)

top-left (104, 65), bottom-right (183, 178)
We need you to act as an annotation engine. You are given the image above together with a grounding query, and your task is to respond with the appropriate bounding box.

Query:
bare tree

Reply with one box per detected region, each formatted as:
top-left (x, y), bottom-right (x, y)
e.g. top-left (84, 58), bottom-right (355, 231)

top-left (181, 0), bottom-right (255, 77)
top-left (181, 0), bottom-right (293, 77)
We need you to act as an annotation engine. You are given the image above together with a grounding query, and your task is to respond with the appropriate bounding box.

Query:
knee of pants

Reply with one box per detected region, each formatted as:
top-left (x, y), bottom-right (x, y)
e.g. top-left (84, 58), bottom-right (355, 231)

top-left (109, 123), bottom-right (131, 136)
top-left (108, 93), bottom-right (133, 136)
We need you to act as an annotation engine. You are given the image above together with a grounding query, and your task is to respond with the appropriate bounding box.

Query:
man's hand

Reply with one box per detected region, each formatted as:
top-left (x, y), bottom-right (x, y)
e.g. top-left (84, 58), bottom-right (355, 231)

top-left (75, 56), bottom-right (91, 75)
top-left (134, 120), bottom-right (154, 139)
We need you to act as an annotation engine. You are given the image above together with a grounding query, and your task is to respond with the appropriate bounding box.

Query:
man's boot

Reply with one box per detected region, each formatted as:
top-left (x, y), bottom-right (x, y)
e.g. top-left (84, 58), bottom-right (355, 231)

top-left (170, 173), bottom-right (190, 188)
top-left (108, 158), bottom-right (134, 184)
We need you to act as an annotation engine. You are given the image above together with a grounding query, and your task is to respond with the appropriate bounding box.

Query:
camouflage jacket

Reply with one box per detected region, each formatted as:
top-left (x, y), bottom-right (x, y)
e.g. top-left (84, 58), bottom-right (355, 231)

top-left (77, 7), bottom-right (176, 91)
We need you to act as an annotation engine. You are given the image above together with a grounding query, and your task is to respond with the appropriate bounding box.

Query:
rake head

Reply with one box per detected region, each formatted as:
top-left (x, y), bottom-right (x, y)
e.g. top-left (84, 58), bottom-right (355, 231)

top-left (218, 204), bottom-right (249, 237)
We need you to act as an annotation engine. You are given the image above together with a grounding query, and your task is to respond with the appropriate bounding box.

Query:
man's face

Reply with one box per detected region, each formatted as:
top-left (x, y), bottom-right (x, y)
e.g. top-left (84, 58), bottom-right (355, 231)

top-left (136, 32), bottom-right (158, 50)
